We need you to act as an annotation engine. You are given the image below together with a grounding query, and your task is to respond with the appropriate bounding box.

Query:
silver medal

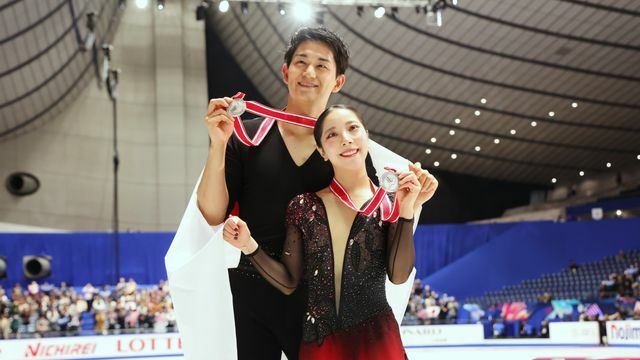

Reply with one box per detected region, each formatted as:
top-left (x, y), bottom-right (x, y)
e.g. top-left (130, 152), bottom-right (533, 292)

top-left (227, 99), bottom-right (246, 117)
top-left (380, 170), bottom-right (399, 193)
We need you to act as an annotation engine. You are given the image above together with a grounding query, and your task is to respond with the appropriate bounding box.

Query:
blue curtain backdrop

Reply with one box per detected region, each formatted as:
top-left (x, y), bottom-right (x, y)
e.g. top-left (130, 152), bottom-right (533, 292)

top-left (0, 232), bottom-right (173, 286)
top-left (1, 218), bottom-right (638, 293)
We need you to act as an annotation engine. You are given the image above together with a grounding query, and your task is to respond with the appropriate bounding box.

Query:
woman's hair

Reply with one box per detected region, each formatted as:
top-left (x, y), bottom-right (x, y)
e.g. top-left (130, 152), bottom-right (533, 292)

top-left (313, 105), bottom-right (366, 148)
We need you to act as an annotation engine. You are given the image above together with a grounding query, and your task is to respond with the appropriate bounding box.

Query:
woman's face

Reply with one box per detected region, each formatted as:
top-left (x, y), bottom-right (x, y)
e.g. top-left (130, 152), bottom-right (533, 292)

top-left (318, 108), bottom-right (368, 171)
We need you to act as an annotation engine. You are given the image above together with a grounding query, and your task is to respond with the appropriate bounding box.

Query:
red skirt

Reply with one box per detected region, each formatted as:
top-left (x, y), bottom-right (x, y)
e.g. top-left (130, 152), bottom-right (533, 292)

top-left (299, 309), bottom-right (407, 360)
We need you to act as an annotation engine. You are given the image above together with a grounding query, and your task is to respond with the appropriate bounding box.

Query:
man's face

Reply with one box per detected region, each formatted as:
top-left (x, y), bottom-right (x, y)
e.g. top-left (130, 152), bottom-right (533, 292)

top-left (282, 40), bottom-right (345, 105)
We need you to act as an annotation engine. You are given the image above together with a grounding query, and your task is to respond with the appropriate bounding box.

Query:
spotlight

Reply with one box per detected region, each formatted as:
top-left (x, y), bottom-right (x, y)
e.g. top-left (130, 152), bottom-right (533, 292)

top-left (81, 12), bottom-right (96, 51)
top-left (240, 1), bottom-right (249, 16)
top-left (156, 0), bottom-right (165, 10)
top-left (356, 6), bottom-right (363, 17)
top-left (135, 0), bottom-right (149, 9)
top-left (426, 0), bottom-right (446, 27)
top-left (196, 1), bottom-right (210, 20)
top-left (0, 256), bottom-right (6, 279)
top-left (434, 161), bottom-right (440, 167)
top-left (23, 256), bottom-right (51, 280)
top-left (292, 2), bottom-right (312, 22)
top-left (278, 3), bottom-right (286, 15)
top-left (219, 0), bottom-right (229, 13)
top-left (430, 137), bottom-right (437, 143)
top-left (579, 171), bottom-right (585, 177)
top-left (374, 6), bottom-right (385, 18)
top-left (5, 172), bottom-right (40, 196)
top-left (551, 178), bottom-right (557, 184)
top-left (571, 102), bottom-right (578, 108)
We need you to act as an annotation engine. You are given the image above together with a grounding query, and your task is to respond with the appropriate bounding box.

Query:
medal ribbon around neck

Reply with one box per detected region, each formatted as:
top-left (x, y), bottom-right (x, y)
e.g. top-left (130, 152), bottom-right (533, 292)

top-left (329, 178), bottom-right (400, 223)
top-left (228, 92), bottom-right (317, 147)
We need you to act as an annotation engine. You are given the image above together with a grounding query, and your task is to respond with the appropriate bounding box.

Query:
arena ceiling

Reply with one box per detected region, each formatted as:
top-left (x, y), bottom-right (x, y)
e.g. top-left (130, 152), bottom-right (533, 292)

top-left (1, 0), bottom-right (639, 186)
top-left (0, 0), bottom-right (120, 141)
top-left (207, 0), bottom-right (640, 186)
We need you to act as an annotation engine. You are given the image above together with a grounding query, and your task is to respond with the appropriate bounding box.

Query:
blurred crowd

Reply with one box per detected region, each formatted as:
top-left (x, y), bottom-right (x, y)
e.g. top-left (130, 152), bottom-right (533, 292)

top-left (0, 278), bottom-right (175, 339)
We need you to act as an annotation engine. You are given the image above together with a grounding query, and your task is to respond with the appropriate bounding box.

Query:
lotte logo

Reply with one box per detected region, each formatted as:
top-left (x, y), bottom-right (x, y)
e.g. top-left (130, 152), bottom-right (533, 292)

top-left (117, 336), bottom-right (182, 353)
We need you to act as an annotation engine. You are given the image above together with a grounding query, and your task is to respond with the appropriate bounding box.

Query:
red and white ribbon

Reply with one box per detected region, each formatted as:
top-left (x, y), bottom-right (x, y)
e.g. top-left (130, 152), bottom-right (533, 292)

top-left (329, 178), bottom-right (400, 223)
top-left (229, 92), bottom-right (317, 147)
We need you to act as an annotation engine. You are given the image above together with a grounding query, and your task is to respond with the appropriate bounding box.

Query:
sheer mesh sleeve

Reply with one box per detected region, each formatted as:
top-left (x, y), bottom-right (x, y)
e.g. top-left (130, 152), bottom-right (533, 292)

top-left (386, 217), bottom-right (416, 284)
top-left (248, 198), bottom-right (304, 295)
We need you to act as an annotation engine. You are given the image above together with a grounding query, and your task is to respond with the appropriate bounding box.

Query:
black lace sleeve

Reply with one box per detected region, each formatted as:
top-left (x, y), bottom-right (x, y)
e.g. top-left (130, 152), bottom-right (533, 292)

top-left (248, 196), bottom-right (305, 295)
top-left (386, 217), bottom-right (416, 284)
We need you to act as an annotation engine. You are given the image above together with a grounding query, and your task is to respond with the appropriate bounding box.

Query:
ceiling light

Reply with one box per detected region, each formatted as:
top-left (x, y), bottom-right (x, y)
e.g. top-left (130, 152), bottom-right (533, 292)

top-left (454, 118), bottom-right (461, 124)
top-left (451, 154), bottom-right (457, 159)
top-left (510, 129), bottom-right (516, 135)
top-left (474, 146), bottom-right (481, 152)
top-left (219, 0), bottom-right (229, 12)
top-left (292, 2), bottom-right (312, 21)
top-left (156, 0), bottom-right (165, 10)
top-left (425, 149), bottom-right (431, 154)
top-left (425, 4), bottom-right (442, 27)
top-left (434, 161), bottom-right (440, 167)
top-left (531, 121), bottom-right (537, 127)
top-left (579, 171), bottom-right (585, 176)
top-left (551, 178), bottom-right (557, 184)
top-left (449, 130), bottom-right (455, 136)
top-left (494, 138), bottom-right (500, 144)
top-left (374, 6), bottom-right (385, 18)
top-left (616, 209), bottom-right (622, 217)
top-left (606, 162), bottom-right (612, 168)
top-left (135, 0), bottom-right (149, 9)
top-left (430, 137), bottom-right (437, 143)
top-left (240, 1), bottom-right (249, 15)
top-left (571, 102), bottom-right (578, 108)
top-left (548, 111), bottom-right (555, 117)
top-left (278, 3), bottom-right (286, 15)
top-left (474, 110), bottom-right (481, 116)
top-left (480, 98), bottom-right (487, 104)
top-left (637, 154), bottom-right (640, 160)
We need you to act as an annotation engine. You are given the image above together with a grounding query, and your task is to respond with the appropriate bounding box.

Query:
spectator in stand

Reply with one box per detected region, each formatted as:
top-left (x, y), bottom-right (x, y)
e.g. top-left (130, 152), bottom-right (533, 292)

top-left (27, 281), bottom-right (39, 296)
top-left (0, 311), bottom-right (10, 339)
top-left (124, 278), bottom-right (137, 296)
top-left (624, 262), bottom-right (638, 277)
top-left (35, 313), bottom-right (50, 335)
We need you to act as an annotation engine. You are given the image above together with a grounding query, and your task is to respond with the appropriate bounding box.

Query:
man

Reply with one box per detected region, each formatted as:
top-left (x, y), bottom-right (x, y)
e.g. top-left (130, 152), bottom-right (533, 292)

top-left (166, 27), bottom-right (438, 360)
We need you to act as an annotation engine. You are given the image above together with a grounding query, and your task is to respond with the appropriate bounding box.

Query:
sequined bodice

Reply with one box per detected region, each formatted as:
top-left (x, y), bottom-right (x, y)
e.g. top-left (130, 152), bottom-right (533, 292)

top-left (289, 193), bottom-right (392, 344)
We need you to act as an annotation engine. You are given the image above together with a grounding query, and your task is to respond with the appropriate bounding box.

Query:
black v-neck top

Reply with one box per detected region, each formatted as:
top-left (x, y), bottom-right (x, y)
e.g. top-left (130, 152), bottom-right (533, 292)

top-left (248, 193), bottom-right (415, 344)
top-left (225, 118), bottom-right (377, 275)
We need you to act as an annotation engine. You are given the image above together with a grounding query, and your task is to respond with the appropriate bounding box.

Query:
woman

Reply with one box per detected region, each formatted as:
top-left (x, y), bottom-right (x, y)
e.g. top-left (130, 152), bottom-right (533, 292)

top-left (223, 105), bottom-right (426, 359)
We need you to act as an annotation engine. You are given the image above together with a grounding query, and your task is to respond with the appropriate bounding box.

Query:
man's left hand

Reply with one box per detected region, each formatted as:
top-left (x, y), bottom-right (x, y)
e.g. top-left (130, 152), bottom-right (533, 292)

top-left (408, 162), bottom-right (438, 210)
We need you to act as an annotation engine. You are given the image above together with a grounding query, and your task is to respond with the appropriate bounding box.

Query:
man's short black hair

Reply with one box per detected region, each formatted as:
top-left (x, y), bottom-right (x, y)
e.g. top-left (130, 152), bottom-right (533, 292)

top-left (284, 27), bottom-right (349, 76)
